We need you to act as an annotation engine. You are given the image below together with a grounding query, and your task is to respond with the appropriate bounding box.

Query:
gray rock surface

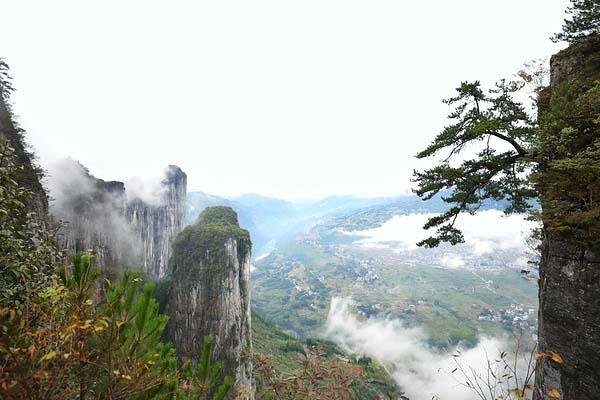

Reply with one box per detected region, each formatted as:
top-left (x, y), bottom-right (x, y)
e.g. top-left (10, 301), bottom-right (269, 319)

top-left (168, 206), bottom-right (254, 399)
top-left (50, 160), bottom-right (187, 277)
top-left (535, 234), bottom-right (600, 400)
top-left (126, 165), bottom-right (187, 277)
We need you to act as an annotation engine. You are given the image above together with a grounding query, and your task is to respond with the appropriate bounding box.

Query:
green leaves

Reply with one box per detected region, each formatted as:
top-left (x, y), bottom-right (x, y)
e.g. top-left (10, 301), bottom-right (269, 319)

top-left (178, 335), bottom-right (233, 400)
top-left (0, 140), bottom-right (61, 309)
top-left (417, 80), bottom-right (534, 161)
top-left (535, 77), bottom-right (600, 247)
top-left (413, 80), bottom-right (537, 247)
top-left (0, 58), bottom-right (14, 99)
top-left (415, 36), bottom-right (600, 250)
top-left (552, 0), bottom-right (600, 43)
top-left (3, 245), bottom-right (236, 400)
top-left (212, 377), bottom-right (234, 400)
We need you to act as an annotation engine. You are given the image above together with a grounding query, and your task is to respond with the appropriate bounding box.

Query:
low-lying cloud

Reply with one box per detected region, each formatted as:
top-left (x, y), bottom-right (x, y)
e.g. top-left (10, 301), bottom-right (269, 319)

top-left (125, 174), bottom-right (168, 206)
top-left (325, 297), bottom-right (531, 400)
top-left (345, 210), bottom-right (537, 268)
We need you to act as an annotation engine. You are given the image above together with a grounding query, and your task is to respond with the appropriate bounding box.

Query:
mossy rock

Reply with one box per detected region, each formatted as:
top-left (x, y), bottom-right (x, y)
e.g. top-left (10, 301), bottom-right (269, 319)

top-left (171, 206), bottom-right (251, 277)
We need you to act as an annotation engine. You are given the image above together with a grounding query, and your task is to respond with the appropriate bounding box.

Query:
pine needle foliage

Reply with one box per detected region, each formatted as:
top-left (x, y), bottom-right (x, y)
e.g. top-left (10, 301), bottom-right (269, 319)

top-left (413, 13), bottom-right (600, 250)
top-left (0, 59), bottom-right (233, 400)
top-left (177, 336), bottom-right (234, 400)
top-left (412, 79), bottom-right (538, 247)
top-left (0, 254), bottom-right (233, 400)
top-left (0, 58), bottom-right (15, 100)
top-left (552, 0), bottom-right (600, 43)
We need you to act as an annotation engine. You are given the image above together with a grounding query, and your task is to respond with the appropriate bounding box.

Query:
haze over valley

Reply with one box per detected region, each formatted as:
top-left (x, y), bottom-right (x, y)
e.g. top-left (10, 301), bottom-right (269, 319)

top-left (185, 189), bottom-right (538, 399)
top-left (43, 162), bottom-right (540, 399)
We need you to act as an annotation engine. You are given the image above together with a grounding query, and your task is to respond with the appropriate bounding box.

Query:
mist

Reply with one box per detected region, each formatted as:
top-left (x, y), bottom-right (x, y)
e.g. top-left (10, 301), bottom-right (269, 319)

top-left (325, 297), bottom-right (533, 400)
top-left (125, 173), bottom-right (169, 206)
top-left (45, 158), bottom-right (141, 266)
top-left (44, 158), bottom-right (180, 270)
top-left (345, 210), bottom-right (537, 268)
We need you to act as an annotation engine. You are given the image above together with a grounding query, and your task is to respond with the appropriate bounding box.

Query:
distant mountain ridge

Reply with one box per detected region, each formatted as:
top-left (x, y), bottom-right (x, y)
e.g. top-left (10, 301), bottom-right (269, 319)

top-left (186, 190), bottom-right (525, 257)
top-left (186, 191), bottom-right (400, 256)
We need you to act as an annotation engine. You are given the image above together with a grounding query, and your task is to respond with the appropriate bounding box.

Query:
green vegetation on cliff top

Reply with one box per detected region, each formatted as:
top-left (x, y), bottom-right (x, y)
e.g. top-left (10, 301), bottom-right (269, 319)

top-left (197, 206), bottom-right (240, 226)
top-left (186, 206), bottom-right (250, 244)
top-left (171, 207), bottom-right (251, 275)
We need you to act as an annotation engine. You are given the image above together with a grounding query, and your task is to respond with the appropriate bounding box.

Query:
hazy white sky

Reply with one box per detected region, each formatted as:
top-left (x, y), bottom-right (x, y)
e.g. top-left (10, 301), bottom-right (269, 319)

top-left (2, 1), bottom-right (568, 199)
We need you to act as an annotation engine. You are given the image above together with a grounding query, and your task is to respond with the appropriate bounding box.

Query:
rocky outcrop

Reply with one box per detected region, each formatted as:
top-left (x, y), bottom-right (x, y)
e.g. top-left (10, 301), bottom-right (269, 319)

top-left (549, 35), bottom-right (600, 87)
top-left (50, 160), bottom-right (187, 277)
top-left (534, 34), bottom-right (600, 400)
top-left (126, 165), bottom-right (187, 278)
top-left (168, 206), bottom-right (254, 399)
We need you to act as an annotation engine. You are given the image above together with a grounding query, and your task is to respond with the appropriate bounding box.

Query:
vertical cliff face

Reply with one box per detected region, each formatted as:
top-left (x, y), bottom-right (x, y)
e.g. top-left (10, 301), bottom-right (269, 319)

top-left (50, 160), bottom-right (137, 272)
top-left (126, 165), bottom-right (187, 278)
top-left (49, 160), bottom-right (187, 277)
top-left (536, 235), bottom-right (600, 400)
top-left (168, 206), bottom-right (254, 399)
top-left (534, 35), bottom-right (600, 400)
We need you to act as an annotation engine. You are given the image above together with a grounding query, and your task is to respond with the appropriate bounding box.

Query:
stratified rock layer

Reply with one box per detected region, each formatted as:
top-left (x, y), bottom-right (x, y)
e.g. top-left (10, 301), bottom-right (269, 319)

top-left (126, 165), bottom-right (187, 278)
top-left (168, 206), bottom-right (254, 399)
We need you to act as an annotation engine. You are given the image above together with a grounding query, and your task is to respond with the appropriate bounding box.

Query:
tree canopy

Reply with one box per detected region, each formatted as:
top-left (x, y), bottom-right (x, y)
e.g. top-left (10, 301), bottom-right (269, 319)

top-left (552, 0), bottom-right (600, 42)
top-left (413, 33), bottom-right (600, 249)
top-left (412, 79), bottom-right (538, 247)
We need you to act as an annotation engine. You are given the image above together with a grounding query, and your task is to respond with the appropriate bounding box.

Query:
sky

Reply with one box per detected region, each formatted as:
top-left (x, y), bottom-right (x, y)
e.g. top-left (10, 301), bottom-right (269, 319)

top-left (1, 0), bottom-right (569, 199)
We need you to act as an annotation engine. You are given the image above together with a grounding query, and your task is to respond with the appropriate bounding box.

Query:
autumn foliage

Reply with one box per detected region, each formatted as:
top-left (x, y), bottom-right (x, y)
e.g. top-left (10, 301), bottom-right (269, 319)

top-left (0, 253), bottom-right (233, 400)
top-left (253, 347), bottom-right (363, 400)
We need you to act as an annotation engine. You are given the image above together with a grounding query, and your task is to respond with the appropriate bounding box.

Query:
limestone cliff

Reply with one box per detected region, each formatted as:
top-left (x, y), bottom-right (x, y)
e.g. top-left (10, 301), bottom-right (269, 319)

top-left (534, 35), bottom-right (600, 400)
top-left (168, 206), bottom-right (254, 399)
top-left (50, 160), bottom-right (132, 271)
top-left (126, 165), bottom-right (187, 278)
top-left (50, 160), bottom-right (187, 277)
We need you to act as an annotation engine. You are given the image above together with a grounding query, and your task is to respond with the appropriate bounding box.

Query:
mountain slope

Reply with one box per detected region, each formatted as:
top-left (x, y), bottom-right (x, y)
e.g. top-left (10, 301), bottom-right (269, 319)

top-left (251, 311), bottom-right (398, 399)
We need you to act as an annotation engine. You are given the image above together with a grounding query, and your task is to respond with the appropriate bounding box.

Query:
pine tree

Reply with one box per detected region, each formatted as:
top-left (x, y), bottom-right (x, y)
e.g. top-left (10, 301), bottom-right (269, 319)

top-left (1, 254), bottom-right (234, 400)
top-left (412, 79), bottom-right (537, 248)
top-left (93, 269), bottom-right (178, 399)
top-left (413, 13), bottom-right (600, 399)
top-left (177, 336), bottom-right (234, 400)
top-left (552, 0), bottom-right (600, 42)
